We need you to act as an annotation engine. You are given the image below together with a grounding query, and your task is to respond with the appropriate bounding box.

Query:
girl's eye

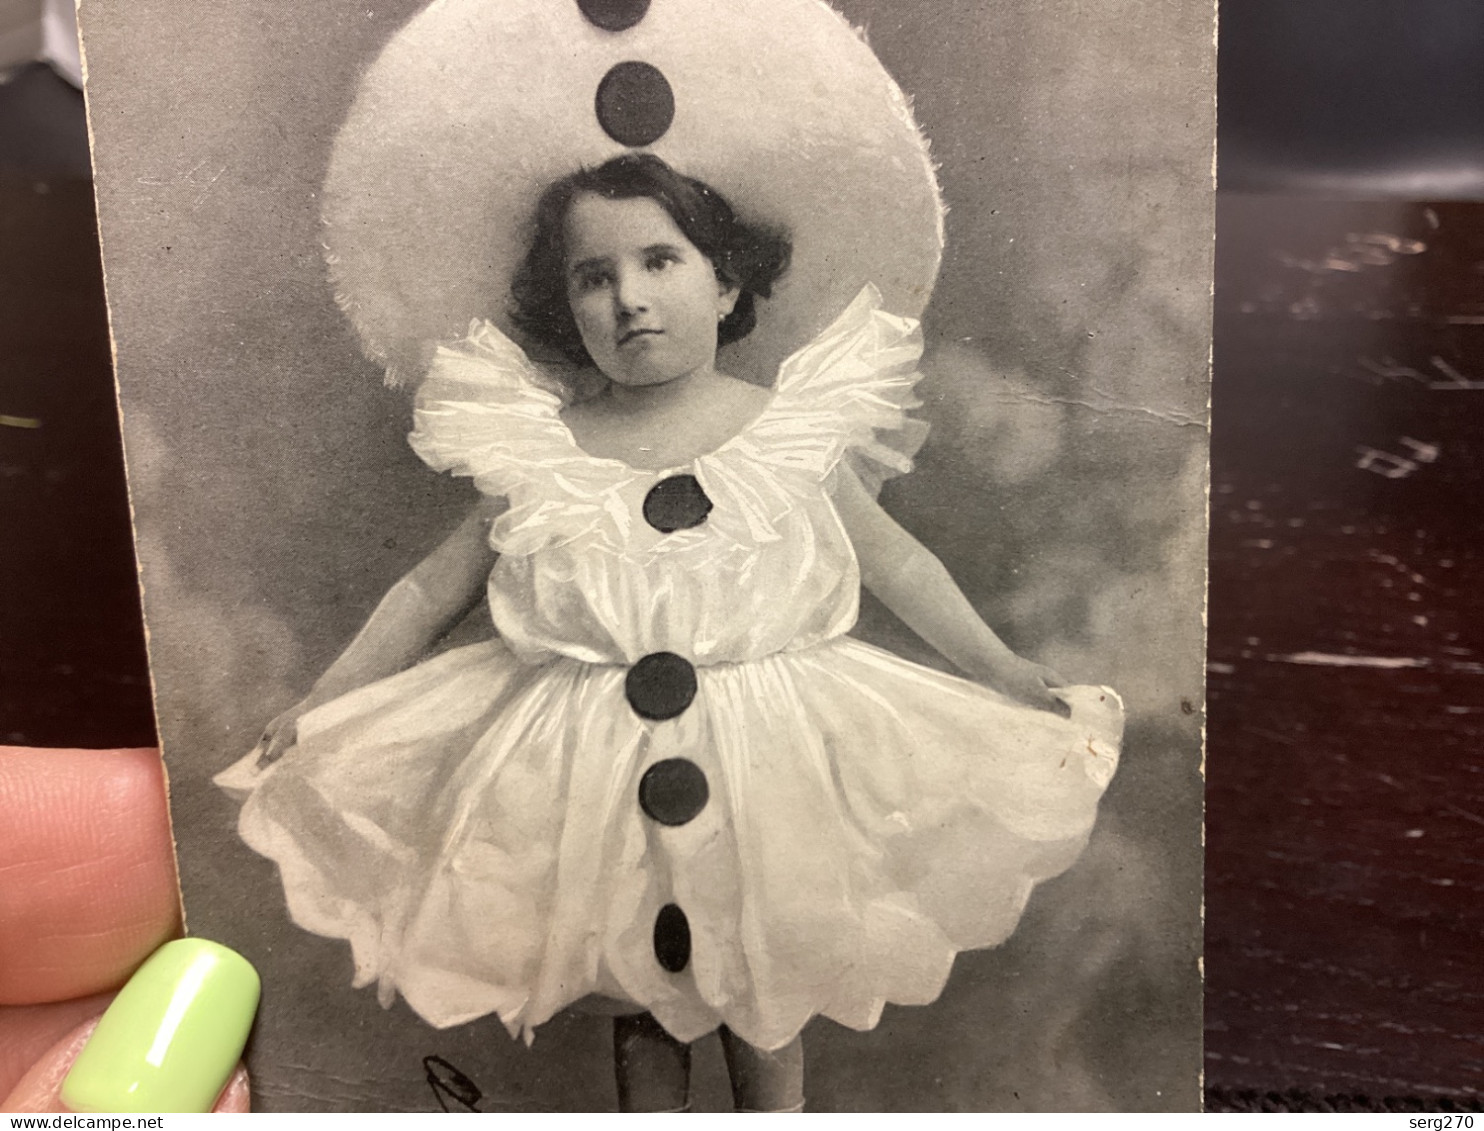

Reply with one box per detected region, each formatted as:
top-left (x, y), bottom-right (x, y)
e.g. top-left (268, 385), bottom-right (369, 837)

top-left (573, 269), bottom-right (612, 292)
top-left (645, 251), bottom-right (679, 271)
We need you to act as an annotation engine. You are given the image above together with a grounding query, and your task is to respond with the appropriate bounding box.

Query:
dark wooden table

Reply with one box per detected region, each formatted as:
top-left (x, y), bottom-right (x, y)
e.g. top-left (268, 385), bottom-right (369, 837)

top-left (3, 68), bottom-right (1482, 1103)
top-left (1205, 197), bottom-right (1484, 1109)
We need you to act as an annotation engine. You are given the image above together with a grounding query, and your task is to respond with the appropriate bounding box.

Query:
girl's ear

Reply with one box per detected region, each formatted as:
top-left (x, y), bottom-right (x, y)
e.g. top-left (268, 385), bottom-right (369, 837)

top-left (717, 282), bottom-right (740, 320)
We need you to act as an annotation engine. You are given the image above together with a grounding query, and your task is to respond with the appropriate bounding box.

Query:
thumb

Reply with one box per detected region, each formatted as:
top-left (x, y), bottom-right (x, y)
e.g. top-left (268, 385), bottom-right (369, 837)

top-left (1034, 686), bottom-right (1073, 718)
top-left (1, 1018), bottom-right (250, 1113)
top-left (2, 941), bottom-right (257, 1114)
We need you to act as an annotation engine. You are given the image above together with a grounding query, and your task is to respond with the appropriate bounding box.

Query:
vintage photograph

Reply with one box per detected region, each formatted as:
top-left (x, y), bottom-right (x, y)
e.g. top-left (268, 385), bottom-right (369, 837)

top-left (79, 0), bottom-right (1214, 1111)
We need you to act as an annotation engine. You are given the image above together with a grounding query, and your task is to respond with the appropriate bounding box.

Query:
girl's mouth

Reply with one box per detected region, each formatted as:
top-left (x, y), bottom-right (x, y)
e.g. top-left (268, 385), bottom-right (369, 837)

top-left (619, 328), bottom-right (662, 346)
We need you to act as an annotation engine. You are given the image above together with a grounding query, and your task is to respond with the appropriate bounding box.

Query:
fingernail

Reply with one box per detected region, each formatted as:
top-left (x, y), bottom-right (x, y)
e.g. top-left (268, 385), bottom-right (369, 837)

top-left (61, 939), bottom-right (259, 1113)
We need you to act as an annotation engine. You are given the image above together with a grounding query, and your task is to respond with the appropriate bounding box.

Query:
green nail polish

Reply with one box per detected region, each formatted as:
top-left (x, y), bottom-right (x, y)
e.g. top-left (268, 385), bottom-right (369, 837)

top-left (62, 939), bottom-right (260, 1113)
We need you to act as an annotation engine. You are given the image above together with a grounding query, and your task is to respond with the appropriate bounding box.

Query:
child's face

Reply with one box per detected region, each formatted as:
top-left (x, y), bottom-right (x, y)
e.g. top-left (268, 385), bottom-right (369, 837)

top-left (563, 193), bottom-right (739, 387)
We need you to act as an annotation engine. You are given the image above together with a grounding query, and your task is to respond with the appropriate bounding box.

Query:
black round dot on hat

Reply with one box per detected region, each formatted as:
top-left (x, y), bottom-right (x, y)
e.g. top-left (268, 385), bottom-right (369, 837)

top-left (643, 474), bottom-right (712, 533)
top-left (595, 61), bottom-right (675, 148)
top-left (639, 759), bottom-right (709, 826)
top-left (577, 0), bottom-right (650, 32)
top-left (653, 904), bottom-right (691, 973)
top-left (625, 652), bottom-right (697, 721)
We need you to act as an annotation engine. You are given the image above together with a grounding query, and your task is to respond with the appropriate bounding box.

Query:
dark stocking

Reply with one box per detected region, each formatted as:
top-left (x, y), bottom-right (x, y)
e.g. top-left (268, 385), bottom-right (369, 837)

top-left (614, 1012), bottom-right (692, 1112)
top-left (720, 1027), bottom-right (804, 1112)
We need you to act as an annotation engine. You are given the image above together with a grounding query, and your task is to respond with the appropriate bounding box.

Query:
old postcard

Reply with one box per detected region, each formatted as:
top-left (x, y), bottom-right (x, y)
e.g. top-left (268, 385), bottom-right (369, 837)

top-left (80, 0), bottom-right (1213, 1111)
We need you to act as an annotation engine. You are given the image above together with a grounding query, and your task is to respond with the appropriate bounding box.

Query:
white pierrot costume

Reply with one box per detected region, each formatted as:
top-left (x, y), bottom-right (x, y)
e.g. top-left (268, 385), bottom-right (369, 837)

top-left (215, 0), bottom-right (1124, 1052)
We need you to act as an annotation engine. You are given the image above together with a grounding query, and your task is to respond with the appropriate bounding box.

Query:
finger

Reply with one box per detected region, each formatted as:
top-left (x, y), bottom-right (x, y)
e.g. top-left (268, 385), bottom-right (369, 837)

top-left (217, 1065), bottom-right (253, 1113)
top-left (1034, 688), bottom-right (1069, 716)
top-left (1018, 680), bottom-right (1070, 718)
top-left (0, 748), bottom-right (181, 1005)
top-left (0, 993), bottom-right (113, 1101)
top-left (259, 731), bottom-right (288, 767)
top-left (3, 940), bottom-right (258, 1114)
top-left (1036, 664), bottom-right (1069, 688)
top-left (3, 1016), bottom-right (102, 1113)
top-left (0, 1017), bottom-right (250, 1113)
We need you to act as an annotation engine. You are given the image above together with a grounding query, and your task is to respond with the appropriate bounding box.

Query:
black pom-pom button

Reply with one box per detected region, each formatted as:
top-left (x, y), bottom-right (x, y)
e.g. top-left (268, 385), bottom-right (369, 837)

top-left (639, 759), bottom-right (709, 826)
top-left (625, 652), bottom-right (697, 721)
top-left (577, 0), bottom-right (649, 32)
top-left (595, 61), bottom-right (675, 147)
top-left (653, 904), bottom-right (691, 973)
top-left (643, 474), bottom-right (712, 533)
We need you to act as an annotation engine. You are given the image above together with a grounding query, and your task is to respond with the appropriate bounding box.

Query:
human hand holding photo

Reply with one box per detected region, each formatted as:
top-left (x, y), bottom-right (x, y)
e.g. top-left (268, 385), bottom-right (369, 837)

top-left (0, 747), bottom-right (257, 1113)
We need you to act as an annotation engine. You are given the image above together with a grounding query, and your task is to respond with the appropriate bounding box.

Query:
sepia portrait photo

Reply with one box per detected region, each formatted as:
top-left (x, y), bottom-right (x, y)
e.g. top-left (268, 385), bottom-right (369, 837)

top-left (79, 0), bottom-right (1214, 1111)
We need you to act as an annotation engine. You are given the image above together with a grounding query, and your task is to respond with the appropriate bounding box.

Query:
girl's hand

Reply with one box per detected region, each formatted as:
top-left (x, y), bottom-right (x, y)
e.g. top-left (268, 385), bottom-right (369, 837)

top-left (984, 656), bottom-right (1072, 718)
top-left (254, 699), bottom-right (315, 768)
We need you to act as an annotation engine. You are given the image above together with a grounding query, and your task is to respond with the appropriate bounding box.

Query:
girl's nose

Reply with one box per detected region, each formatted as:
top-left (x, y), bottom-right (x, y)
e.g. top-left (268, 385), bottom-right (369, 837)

top-left (613, 266), bottom-right (650, 315)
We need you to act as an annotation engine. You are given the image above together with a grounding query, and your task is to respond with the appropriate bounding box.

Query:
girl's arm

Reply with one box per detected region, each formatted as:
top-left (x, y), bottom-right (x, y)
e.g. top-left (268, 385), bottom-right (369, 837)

top-left (832, 465), bottom-right (1069, 715)
top-left (257, 498), bottom-right (502, 762)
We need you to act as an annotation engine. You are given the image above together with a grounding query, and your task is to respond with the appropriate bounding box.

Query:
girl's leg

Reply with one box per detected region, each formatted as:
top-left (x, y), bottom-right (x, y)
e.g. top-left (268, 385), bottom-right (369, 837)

top-left (613, 1013), bottom-right (692, 1112)
top-left (719, 1028), bottom-right (804, 1112)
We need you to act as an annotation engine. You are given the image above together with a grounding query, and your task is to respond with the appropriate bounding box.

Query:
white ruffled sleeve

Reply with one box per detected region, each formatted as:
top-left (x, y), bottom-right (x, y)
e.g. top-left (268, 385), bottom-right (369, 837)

top-left (408, 321), bottom-right (568, 493)
top-left (756, 285), bottom-right (929, 498)
top-left (408, 322), bottom-right (632, 555)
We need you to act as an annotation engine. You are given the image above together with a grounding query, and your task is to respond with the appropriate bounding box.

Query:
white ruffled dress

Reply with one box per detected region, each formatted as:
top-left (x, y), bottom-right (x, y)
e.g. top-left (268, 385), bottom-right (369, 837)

top-left (217, 288), bottom-right (1123, 1052)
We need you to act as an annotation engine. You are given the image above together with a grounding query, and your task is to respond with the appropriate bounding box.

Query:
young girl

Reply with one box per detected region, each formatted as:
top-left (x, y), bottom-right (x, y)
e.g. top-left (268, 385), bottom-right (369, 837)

top-left (220, 154), bottom-right (1121, 1112)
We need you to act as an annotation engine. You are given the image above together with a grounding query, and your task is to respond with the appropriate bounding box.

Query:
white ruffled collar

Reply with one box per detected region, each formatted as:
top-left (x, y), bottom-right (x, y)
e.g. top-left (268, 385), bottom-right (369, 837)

top-left (409, 285), bottom-right (924, 556)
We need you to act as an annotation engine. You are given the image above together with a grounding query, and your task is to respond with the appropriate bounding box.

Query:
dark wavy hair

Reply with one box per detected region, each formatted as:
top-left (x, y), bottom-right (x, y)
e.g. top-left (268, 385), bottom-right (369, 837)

top-left (510, 154), bottom-right (792, 367)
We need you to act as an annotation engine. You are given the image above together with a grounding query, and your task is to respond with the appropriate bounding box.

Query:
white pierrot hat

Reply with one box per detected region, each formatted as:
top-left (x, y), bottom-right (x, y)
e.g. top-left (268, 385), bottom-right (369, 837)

top-left (323, 0), bottom-right (945, 386)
